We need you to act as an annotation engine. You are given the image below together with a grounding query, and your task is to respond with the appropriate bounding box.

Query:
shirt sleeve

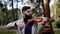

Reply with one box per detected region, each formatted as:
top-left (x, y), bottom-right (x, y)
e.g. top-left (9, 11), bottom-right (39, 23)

top-left (6, 19), bottom-right (25, 28)
top-left (16, 19), bottom-right (25, 27)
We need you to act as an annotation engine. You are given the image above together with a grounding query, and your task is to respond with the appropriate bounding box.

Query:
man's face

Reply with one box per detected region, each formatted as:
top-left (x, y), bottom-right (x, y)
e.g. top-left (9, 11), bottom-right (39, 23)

top-left (23, 9), bottom-right (32, 16)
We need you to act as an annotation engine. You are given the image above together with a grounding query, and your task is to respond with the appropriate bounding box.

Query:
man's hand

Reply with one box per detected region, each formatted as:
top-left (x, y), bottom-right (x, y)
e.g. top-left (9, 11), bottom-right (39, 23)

top-left (42, 17), bottom-right (47, 22)
top-left (16, 22), bottom-right (24, 29)
top-left (19, 24), bottom-right (24, 29)
top-left (38, 17), bottom-right (48, 25)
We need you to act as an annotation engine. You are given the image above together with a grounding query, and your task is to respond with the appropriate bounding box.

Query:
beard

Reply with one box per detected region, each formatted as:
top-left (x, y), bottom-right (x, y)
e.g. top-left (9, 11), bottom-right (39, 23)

top-left (24, 14), bottom-right (32, 24)
top-left (24, 14), bottom-right (32, 20)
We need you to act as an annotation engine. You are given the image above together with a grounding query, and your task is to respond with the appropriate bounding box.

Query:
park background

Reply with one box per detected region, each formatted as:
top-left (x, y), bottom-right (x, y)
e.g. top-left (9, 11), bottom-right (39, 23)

top-left (0, 0), bottom-right (60, 34)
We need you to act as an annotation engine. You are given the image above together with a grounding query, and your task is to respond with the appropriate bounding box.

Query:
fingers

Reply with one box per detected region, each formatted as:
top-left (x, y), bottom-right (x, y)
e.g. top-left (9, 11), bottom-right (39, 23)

top-left (42, 17), bottom-right (48, 22)
top-left (19, 24), bottom-right (24, 29)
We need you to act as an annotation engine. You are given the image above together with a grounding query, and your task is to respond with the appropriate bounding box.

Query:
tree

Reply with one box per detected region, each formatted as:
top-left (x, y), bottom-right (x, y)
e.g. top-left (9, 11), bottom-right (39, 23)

top-left (30, 0), bottom-right (43, 17)
top-left (0, 1), bottom-right (3, 25)
top-left (8, 0), bottom-right (18, 21)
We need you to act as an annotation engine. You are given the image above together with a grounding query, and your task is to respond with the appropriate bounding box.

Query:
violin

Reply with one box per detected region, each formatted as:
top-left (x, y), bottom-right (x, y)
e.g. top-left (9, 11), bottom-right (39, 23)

top-left (27, 17), bottom-right (55, 25)
top-left (27, 17), bottom-right (43, 24)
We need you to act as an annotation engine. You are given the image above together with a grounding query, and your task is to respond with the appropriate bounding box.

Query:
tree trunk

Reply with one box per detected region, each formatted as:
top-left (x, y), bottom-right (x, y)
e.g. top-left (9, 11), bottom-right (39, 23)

top-left (42, 0), bottom-right (54, 34)
top-left (11, 0), bottom-right (14, 21)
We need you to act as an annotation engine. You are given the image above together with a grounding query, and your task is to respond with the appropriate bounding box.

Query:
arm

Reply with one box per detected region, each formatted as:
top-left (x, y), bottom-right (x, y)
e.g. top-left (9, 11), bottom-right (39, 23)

top-left (16, 20), bottom-right (25, 29)
top-left (6, 21), bottom-right (17, 29)
top-left (6, 19), bottom-right (25, 29)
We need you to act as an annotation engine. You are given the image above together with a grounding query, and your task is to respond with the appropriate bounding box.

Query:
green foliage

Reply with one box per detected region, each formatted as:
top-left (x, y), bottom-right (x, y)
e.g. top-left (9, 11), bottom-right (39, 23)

top-left (50, 0), bottom-right (60, 28)
top-left (56, 18), bottom-right (60, 28)
top-left (0, 8), bottom-right (19, 25)
top-left (56, 8), bottom-right (60, 17)
top-left (1, 9), bottom-right (12, 25)
top-left (52, 23), bottom-right (57, 29)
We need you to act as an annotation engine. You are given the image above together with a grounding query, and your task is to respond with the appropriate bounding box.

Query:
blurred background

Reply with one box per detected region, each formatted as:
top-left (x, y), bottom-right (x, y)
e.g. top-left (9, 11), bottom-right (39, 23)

top-left (0, 0), bottom-right (60, 34)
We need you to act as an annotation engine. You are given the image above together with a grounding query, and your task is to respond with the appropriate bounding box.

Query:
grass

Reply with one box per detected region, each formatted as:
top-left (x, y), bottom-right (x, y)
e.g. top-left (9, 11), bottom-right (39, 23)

top-left (0, 24), bottom-right (60, 34)
top-left (0, 26), bottom-right (16, 34)
top-left (52, 22), bottom-right (57, 29)
top-left (54, 30), bottom-right (60, 34)
top-left (0, 30), bottom-right (60, 34)
top-left (0, 31), bottom-right (16, 34)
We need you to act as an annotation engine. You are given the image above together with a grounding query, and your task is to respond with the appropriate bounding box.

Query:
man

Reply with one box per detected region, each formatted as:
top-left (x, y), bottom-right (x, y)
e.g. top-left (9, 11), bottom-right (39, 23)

top-left (6, 6), bottom-right (47, 34)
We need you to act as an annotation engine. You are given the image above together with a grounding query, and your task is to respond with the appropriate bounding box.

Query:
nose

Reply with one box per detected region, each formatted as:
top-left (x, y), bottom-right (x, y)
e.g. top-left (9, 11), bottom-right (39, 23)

top-left (27, 11), bottom-right (32, 13)
top-left (27, 12), bottom-right (32, 15)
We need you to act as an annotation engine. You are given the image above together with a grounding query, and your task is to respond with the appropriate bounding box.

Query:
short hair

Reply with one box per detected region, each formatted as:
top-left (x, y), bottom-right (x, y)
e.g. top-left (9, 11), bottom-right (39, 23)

top-left (22, 6), bottom-right (30, 12)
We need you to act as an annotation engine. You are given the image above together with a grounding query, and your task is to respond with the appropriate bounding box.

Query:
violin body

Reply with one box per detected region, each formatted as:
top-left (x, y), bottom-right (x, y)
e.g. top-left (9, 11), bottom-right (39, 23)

top-left (27, 17), bottom-right (43, 23)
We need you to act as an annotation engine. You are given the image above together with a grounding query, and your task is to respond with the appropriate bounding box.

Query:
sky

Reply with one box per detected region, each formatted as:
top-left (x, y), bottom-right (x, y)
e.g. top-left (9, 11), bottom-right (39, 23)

top-left (3, 0), bottom-right (54, 10)
top-left (7, 0), bottom-right (29, 10)
top-left (50, 0), bottom-right (54, 6)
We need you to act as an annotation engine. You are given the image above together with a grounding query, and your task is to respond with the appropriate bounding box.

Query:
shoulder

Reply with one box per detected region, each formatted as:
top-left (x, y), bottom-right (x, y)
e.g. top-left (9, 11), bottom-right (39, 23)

top-left (16, 19), bottom-right (24, 23)
top-left (16, 19), bottom-right (25, 25)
